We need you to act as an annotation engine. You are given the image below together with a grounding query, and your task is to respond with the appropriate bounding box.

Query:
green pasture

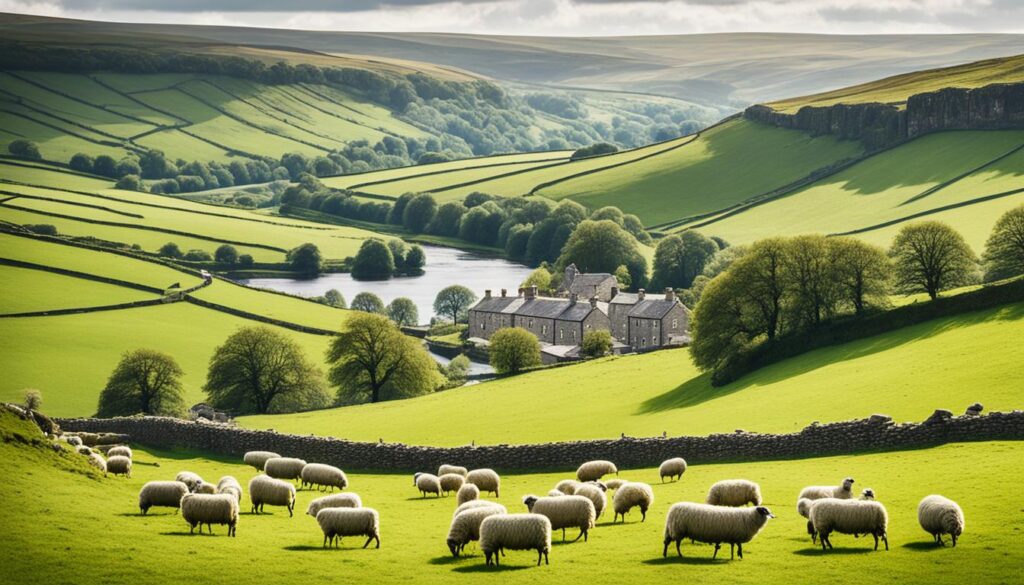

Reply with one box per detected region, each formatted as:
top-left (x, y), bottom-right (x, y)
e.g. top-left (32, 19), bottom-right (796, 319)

top-left (20, 71), bottom-right (181, 126)
top-left (0, 110), bottom-right (130, 162)
top-left (191, 278), bottom-right (349, 331)
top-left (0, 264), bottom-right (153, 314)
top-left (0, 160), bottom-right (117, 191)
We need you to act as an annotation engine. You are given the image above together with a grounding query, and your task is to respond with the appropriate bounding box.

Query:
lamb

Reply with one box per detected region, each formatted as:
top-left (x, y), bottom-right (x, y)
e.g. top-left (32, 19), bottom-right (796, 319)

top-left (554, 479), bottom-right (579, 495)
top-left (573, 482), bottom-right (607, 519)
top-left (612, 482), bottom-right (654, 523)
top-left (175, 471), bottom-right (204, 491)
top-left (438, 464), bottom-right (468, 478)
top-left (663, 502), bottom-right (775, 559)
top-left (216, 476), bottom-right (242, 503)
top-left (523, 495), bottom-right (595, 542)
top-left (181, 493), bottom-right (239, 536)
top-left (457, 483), bottom-right (480, 506)
top-left (576, 460), bottom-right (617, 482)
top-left (301, 463), bottom-right (348, 492)
top-left (447, 506), bottom-right (507, 556)
top-left (466, 468), bottom-right (500, 497)
top-left (810, 499), bottom-right (889, 551)
top-left (706, 479), bottom-right (762, 507)
top-left (315, 507), bottom-right (380, 549)
top-left (138, 481), bottom-right (189, 514)
top-left (413, 472), bottom-right (442, 498)
top-left (454, 500), bottom-right (506, 518)
top-left (87, 452), bottom-right (106, 474)
top-left (799, 477), bottom-right (855, 501)
top-left (603, 478), bottom-right (627, 491)
top-left (107, 446), bottom-right (132, 459)
top-left (307, 493), bottom-right (362, 517)
top-left (479, 513), bottom-right (552, 566)
top-left (106, 455), bottom-right (132, 478)
top-left (249, 474), bottom-right (296, 516)
top-left (264, 457), bottom-right (307, 482)
top-left (439, 473), bottom-right (465, 496)
top-left (195, 481), bottom-right (217, 494)
top-left (918, 495), bottom-right (965, 547)
top-left (244, 450), bottom-right (281, 471)
top-left (659, 458), bottom-right (687, 483)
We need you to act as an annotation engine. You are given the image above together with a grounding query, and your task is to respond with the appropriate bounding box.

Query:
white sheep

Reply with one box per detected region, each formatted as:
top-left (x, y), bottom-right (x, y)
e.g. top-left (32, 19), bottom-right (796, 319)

top-left (523, 495), bottom-right (595, 542)
top-left (217, 476), bottom-right (241, 491)
top-left (573, 482), bottom-right (607, 519)
top-left (216, 476), bottom-right (243, 503)
top-left (860, 488), bottom-right (875, 500)
top-left (77, 445), bottom-right (94, 456)
top-left (107, 446), bottom-right (133, 459)
top-left (576, 460), bottom-right (617, 482)
top-left (810, 499), bottom-right (889, 551)
top-left (244, 450), bottom-right (281, 471)
top-left (663, 502), bottom-right (775, 559)
top-left (479, 513), bottom-right (552, 566)
top-left (249, 474), bottom-right (296, 516)
top-left (414, 472), bottom-right (442, 498)
top-left (181, 493), bottom-right (239, 536)
top-left (612, 482), bottom-right (654, 523)
top-left (603, 478), bottom-right (627, 491)
top-left (65, 435), bottom-right (83, 447)
top-left (106, 455), bottom-right (132, 478)
top-left (307, 493), bottom-right (363, 517)
top-left (457, 482), bottom-right (480, 506)
top-left (918, 495), bottom-right (965, 547)
top-left (706, 479), bottom-right (762, 507)
top-left (87, 452), bottom-right (106, 474)
top-left (438, 464), bottom-right (468, 478)
top-left (659, 458), bottom-right (687, 483)
top-left (138, 481), bottom-right (189, 514)
top-left (466, 469), bottom-right (500, 497)
top-left (195, 481), bottom-right (217, 494)
top-left (439, 473), bottom-right (465, 496)
top-left (554, 479), bottom-right (580, 495)
top-left (447, 505), bottom-right (507, 556)
top-left (799, 477), bottom-right (855, 501)
top-left (175, 471), bottom-right (203, 491)
top-left (316, 507), bottom-right (380, 549)
top-left (301, 463), bottom-right (348, 492)
top-left (797, 498), bottom-right (817, 543)
top-left (547, 489), bottom-right (565, 497)
top-left (264, 457), bottom-right (307, 481)
top-left (454, 500), bottom-right (506, 518)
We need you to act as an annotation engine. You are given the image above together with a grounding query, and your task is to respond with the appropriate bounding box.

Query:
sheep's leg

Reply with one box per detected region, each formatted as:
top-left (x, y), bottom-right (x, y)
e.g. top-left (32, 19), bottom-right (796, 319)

top-left (737, 543), bottom-right (743, 559)
top-left (362, 536), bottom-right (373, 549)
top-left (323, 534), bottom-right (328, 548)
top-left (663, 540), bottom-right (669, 557)
top-left (571, 529), bottom-right (585, 543)
top-left (676, 539), bottom-right (683, 557)
top-left (820, 534), bottom-right (828, 551)
top-left (640, 508), bottom-right (647, 522)
top-left (882, 533), bottom-right (889, 551)
top-left (712, 543), bottom-right (720, 559)
top-left (951, 534), bottom-right (958, 547)
top-left (873, 534), bottom-right (879, 551)
top-left (536, 549), bottom-right (542, 566)
top-left (561, 528), bottom-right (566, 542)
top-left (729, 543), bottom-right (735, 560)
top-left (937, 534), bottom-right (945, 546)
top-left (544, 549), bottom-right (549, 565)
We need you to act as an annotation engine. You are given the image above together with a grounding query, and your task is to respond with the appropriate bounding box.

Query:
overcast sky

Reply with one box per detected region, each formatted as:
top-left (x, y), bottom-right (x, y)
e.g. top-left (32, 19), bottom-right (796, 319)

top-left (3, 0), bottom-right (1023, 36)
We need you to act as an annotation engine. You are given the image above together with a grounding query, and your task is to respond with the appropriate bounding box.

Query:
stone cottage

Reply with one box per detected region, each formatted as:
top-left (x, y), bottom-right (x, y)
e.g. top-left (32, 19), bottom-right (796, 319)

top-left (619, 289), bottom-right (691, 350)
top-left (468, 286), bottom-right (609, 345)
top-left (560, 263), bottom-right (617, 302)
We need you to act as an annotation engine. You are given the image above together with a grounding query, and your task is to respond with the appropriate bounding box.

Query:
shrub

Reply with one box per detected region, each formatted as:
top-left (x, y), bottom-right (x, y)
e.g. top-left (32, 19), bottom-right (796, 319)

top-left (23, 389), bottom-right (42, 411)
top-left (159, 242), bottom-right (183, 258)
top-left (238, 254), bottom-right (254, 268)
top-left (570, 142), bottom-right (618, 160)
top-left (287, 243), bottom-right (322, 277)
top-left (69, 153), bottom-right (94, 173)
top-left (115, 174), bottom-right (143, 191)
top-left (351, 238), bottom-right (395, 280)
top-left (215, 244), bottom-right (239, 265)
top-left (8, 139), bottom-right (42, 160)
top-left (581, 330), bottom-right (613, 358)
top-left (25, 224), bottom-right (58, 236)
top-left (489, 327), bottom-right (542, 375)
top-left (184, 249), bottom-right (213, 262)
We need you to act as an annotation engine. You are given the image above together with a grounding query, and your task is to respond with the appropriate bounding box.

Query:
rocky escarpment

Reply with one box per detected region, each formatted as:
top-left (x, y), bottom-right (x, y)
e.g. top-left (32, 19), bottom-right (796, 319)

top-left (745, 82), bottom-right (1024, 150)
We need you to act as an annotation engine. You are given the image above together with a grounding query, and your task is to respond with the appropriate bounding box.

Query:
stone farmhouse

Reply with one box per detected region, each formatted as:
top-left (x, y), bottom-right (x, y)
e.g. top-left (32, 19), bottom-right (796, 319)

top-left (559, 264), bottom-right (617, 301)
top-left (469, 286), bottom-right (610, 346)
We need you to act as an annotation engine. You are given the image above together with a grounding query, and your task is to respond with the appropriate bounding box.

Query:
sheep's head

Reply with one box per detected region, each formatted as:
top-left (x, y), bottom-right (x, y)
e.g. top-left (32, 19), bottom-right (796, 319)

top-left (413, 472), bottom-right (423, 486)
top-left (522, 495), bottom-right (539, 511)
top-left (861, 488), bottom-right (875, 500)
top-left (842, 478), bottom-right (855, 490)
top-left (755, 506), bottom-right (775, 519)
top-left (592, 481), bottom-right (608, 492)
top-left (447, 537), bottom-right (461, 557)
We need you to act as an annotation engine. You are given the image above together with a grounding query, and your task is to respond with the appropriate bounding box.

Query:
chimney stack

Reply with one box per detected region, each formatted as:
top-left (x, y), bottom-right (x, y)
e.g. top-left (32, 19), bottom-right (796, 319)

top-left (664, 287), bottom-right (675, 302)
top-left (610, 286), bottom-right (619, 300)
top-left (518, 287), bottom-right (525, 297)
top-left (501, 288), bottom-right (507, 297)
top-left (484, 289), bottom-right (492, 299)
top-left (569, 292), bottom-right (578, 304)
top-left (589, 296), bottom-right (598, 308)
top-left (638, 288), bottom-right (646, 301)
top-left (529, 285), bottom-right (538, 299)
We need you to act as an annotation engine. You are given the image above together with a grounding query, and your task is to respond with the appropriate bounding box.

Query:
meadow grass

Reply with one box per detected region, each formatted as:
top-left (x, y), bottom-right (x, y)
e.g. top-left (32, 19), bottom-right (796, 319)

top-left (0, 264), bottom-right (154, 313)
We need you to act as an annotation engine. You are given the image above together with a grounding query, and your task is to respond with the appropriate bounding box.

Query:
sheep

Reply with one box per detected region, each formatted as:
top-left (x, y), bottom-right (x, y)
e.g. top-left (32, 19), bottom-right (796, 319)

top-left (554, 479), bottom-right (580, 495)
top-left (244, 450), bottom-right (281, 471)
top-left (479, 513), bottom-right (552, 566)
top-left (797, 498), bottom-right (817, 543)
top-left (413, 472), bottom-right (442, 498)
top-left (315, 507), bottom-right (380, 549)
top-left (663, 502), bottom-right (775, 559)
top-left (547, 489), bottom-right (565, 497)
top-left (439, 473), bottom-right (465, 496)
top-left (181, 493), bottom-right (238, 537)
top-left (612, 482), bottom-right (654, 523)
top-left (77, 445), bottom-right (94, 456)
top-left (106, 455), bottom-right (132, 478)
top-left (457, 483), bottom-right (480, 506)
top-left (573, 482), bottom-right (607, 520)
top-left (918, 495), bottom-right (965, 547)
top-left (799, 477), bottom-right (855, 502)
top-left (65, 435), bottom-right (83, 447)
top-left (523, 495), bottom-right (595, 542)
top-left (659, 458), bottom-right (687, 483)
top-left (438, 464), bottom-right (468, 478)
top-left (860, 488), bottom-right (875, 500)
top-left (810, 499), bottom-right (889, 551)
top-left (107, 446), bottom-right (133, 459)
top-left (603, 478), bottom-right (627, 491)
top-left (576, 460), bottom-right (617, 482)
top-left (307, 493), bottom-right (363, 517)
top-left (249, 474), bottom-right (296, 516)
top-left (138, 481), bottom-right (189, 514)
top-left (466, 468), bottom-right (501, 497)
top-left (301, 463), bottom-right (348, 492)
top-left (264, 457), bottom-right (307, 482)
top-left (175, 471), bottom-right (204, 492)
top-left (447, 506), bottom-right (507, 556)
top-left (195, 481), bottom-right (217, 494)
top-left (216, 476), bottom-right (242, 503)
top-left (454, 500), bottom-right (506, 518)
top-left (706, 479), bottom-right (762, 507)
top-left (87, 452), bottom-right (106, 474)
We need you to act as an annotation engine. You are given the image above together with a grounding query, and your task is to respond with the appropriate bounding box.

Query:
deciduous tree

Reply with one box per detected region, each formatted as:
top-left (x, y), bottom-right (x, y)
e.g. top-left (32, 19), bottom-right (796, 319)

top-left (97, 349), bottom-right (186, 417)
top-left (889, 222), bottom-right (977, 300)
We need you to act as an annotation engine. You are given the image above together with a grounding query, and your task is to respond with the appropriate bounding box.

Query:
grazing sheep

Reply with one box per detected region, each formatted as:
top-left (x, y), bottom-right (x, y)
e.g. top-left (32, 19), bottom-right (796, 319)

top-left (706, 479), bottom-right (762, 507)
top-left (547, 489), bottom-right (565, 497)
top-left (576, 460), bottom-right (617, 482)
top-left (77, 445), bottom-right (93, 456)
top-left (447, 506), bottom-right (507, 556)
top-left (106, 455), bottom-right (132, 478)
top-left (87, 452), bottom-right (106, 474)
top-left (573, 482), bottom-right (607, 520)
top-left (554, 479), bottom-right (580, 495)
top-left (797, 498), bottom-right (818, 543)
top-left (195, 481), bottom-right (217, 494)
top-left (181, 493), bottom-right (239, 537)
top-left (216, 476), bottom-right (242, 503)
top-left (65, 435), bottom-right (83, 447)
top-left (918, 495), bottom-right (964, 547)
top-left (107, 446), bottom-right (132, 459)
top-left (301, 463), bottom-right (348, 492)
top-left (810, 499), bottom-right (889, 551)
top-left (659, 458), bottom-right (687, 483)
top-left (799, 477), bottom-right (855, 501)
top-left (612, 482), bottom-right (654, 523)
top-left (457, 483), bottom-right (480, 506)
top-left (243, 451), bottom-right (281, 471)
top-left (439, 473), bottom-right (465, 496)
top-left (663, 502), bottom-right (775, 559)
top-left (438, 464), bottom-right (468, 478)
top-left (414, 472), bottom-right (442, 498)
top-left (466, 469), bottom-right (501, 497)
top-left (249, 474), bottom-right (296, 516)
top-left (264, 457), bottom-right (307, 481)
top-left (603, 478), bottom-right (627, 491)
top-left (860, 488), bottom-right (875, 500)
top-left (139, 481), bottom-right (189, 514)
top-left (523, 495), bottom-right (595, 542)
top-left (479, 513), bottom-right (552, 566)
top-left (307, 493), bottom-right (362, 517)
top-left (175, 472), bottom-right (204, 491)
top-left (454, 500), bottom-right (506, 518)
top-left (316, 507), bottom-right (380, 549)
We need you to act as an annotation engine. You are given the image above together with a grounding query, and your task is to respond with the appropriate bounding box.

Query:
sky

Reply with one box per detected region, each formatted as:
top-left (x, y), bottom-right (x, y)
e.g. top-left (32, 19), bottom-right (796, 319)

top-left (2, 0), bottom-right (1023, 36)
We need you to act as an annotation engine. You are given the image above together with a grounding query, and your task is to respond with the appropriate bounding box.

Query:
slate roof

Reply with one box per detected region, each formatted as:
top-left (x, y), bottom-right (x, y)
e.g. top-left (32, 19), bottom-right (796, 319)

top-left (470, 296), bottom-right (523, 314)
top-left (515, 298), bottom-right (572, 319)
top-left (558, 302), bottom-right (596, 322)
top-left (569, 273), bottom-right (614, 288)
top-left (609, 292), bottom-right (665, 305)
top-left (627, 298), bottom-right (684, 319)
top-left (470, 296), bottom-right (606, 322)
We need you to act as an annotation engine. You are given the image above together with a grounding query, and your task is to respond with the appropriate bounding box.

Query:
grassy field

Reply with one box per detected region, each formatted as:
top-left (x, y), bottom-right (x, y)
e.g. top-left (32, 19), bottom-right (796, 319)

top-left (240, 301), bottom-right (1024, 445)
top-left (3, 409), bottom-right (1020, 584)
top-left (0, 264), bottom-right (153, 313)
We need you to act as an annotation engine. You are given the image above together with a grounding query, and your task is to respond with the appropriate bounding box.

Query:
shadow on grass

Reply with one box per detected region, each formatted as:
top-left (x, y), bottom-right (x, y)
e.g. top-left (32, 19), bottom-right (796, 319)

top-left (452, 563), bottom-right (536, 573)
top-left (792, 547), bottom-right (878, 556)
top-left (642, 555), bottom-right (725, 566)
top-left (902, 541), bottom-right (945, 551)
top-left (119, 512), bottom-right (176, 517)
top-left (159, 531), bottom-right (228, 537)
top-left (283, 545), bottom-right (331, 552)
top-left (428, 555), bottom-right (465, 565)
